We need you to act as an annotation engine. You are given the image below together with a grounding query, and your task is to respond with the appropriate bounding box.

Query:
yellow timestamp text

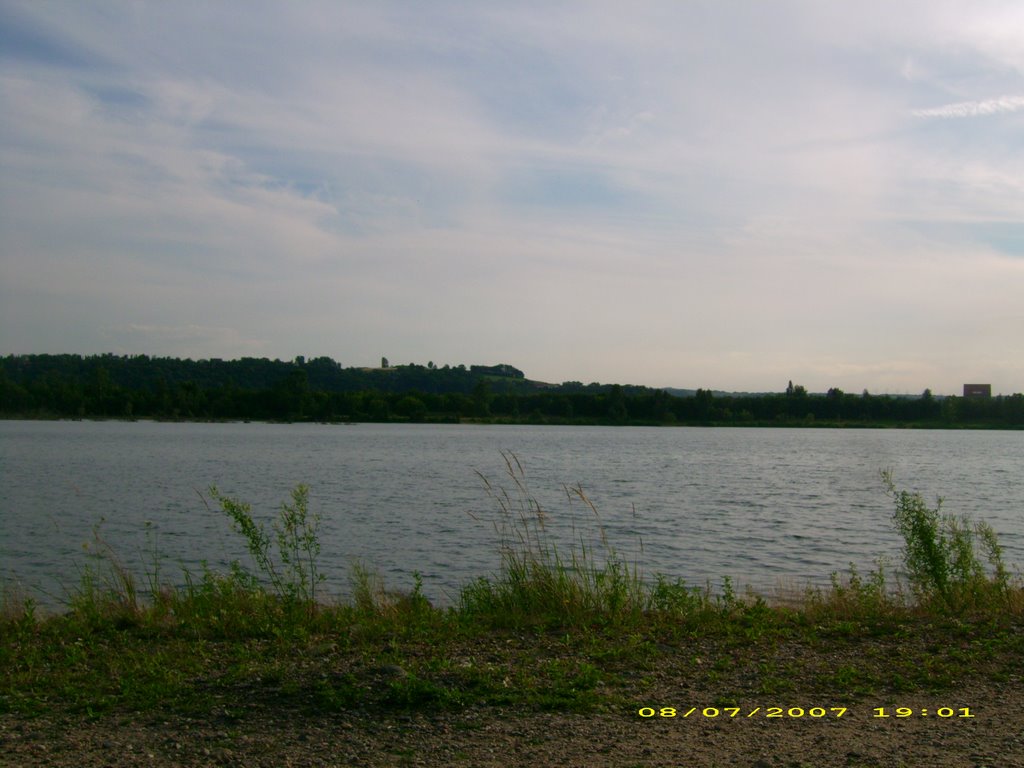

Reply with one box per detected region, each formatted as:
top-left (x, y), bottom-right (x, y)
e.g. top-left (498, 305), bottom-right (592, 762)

top-left (873, 707), bottom-right (974, 718)
top-left (638, 706), bottom-right (975, 719)
top-left (638, 707), bottom-right (849, 718)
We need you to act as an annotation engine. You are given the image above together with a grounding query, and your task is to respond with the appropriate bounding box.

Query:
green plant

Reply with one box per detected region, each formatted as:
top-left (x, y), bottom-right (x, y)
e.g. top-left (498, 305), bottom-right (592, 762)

top-left (810, 560), bottom-right (899, 621)
top-left (167, 566), bottom-right (281, 638)
top-left (649, 575), bottom-right (712, 615)
top-left (0, 583), bottom-right (37, 630)
top-left (348, 562), bottom-right (435, 629)
top-left (66, 519), bottom-right (143, 629)
top-left (461, 452), bottom-right (647, 628)
top-left (882, 470), bottom-right (1009, 612)
top-left (206, 484), bottom-right (324, 607)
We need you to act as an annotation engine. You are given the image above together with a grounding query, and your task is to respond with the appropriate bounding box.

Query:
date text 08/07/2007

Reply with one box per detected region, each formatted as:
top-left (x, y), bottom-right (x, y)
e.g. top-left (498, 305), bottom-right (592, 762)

top-left (637, 706), bottom-right (975, 719)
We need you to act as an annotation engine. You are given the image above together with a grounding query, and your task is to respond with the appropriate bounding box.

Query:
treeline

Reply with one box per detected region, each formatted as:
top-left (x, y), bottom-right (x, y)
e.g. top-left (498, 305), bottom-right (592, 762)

top-left (1, 354), bottom-right (1021, 427)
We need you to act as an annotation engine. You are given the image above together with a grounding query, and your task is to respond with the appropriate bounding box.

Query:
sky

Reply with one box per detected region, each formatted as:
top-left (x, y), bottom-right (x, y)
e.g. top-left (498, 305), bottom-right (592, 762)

top-left (1, 1), bottom-right (1023, 395)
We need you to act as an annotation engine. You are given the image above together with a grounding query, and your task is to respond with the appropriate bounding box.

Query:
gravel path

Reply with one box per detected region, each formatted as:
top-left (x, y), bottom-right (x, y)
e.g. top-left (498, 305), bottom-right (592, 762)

top-left (4, 679), bottom-right (1022, 767)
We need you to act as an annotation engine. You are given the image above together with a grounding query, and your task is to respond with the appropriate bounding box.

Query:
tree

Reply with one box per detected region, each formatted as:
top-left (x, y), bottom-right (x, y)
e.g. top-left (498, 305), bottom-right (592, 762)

top-left (472, 379), bottom-right (492, 417)
top-left (694, 388), bottom-right (714, 419)
top-left (395, 395), bottom-right (427, 422)
top-left (607, 384), bottom-right (628, 422)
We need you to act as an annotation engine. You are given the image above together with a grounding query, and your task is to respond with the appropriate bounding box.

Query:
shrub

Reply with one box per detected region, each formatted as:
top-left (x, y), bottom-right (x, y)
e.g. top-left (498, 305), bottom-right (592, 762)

top-left (883, 470), bottom-right (1009, 612)
top-left (206, 484), bottom-right (324, 608)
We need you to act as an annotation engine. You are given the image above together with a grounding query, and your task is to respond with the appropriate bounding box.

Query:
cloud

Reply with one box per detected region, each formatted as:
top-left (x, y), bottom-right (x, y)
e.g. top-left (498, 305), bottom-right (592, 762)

top-left (913, 94), bottom-right (1024, 119)
top-left (3, 2), bottom-right (1024, 392)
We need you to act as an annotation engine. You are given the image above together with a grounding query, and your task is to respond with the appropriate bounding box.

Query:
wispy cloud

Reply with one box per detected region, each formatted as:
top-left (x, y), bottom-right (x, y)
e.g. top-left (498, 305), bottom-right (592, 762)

top-left (913, 95), bottom-right (1024, 119)
top-left (3, 1), bottom-right (1024, 392)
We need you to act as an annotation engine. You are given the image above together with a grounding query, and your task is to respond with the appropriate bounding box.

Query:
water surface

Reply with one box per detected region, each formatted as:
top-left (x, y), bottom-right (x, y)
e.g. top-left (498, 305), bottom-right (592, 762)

top-left (1, 421), bottom-right (1021, 605)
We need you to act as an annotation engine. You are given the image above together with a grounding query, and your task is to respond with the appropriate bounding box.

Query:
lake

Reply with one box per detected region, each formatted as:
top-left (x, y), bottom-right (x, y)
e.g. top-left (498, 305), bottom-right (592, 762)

top-left (1, 420), bottom-right (1021, 606)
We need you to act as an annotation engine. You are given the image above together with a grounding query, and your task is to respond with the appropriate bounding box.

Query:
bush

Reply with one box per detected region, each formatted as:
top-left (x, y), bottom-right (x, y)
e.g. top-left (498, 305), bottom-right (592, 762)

top-left (883, 470), bottom-right (1009, 612)
top-left (206, 484), bottom-right (324, 608)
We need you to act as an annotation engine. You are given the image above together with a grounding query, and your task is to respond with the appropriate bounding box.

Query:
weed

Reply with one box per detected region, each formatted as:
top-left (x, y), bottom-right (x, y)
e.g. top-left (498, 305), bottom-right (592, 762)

top-left (649, 575), bottom-right (709, 614)
top-left (1, 583), bottom-right (37, 628)
top-left (461, 452), bottom-right (647, 628)
top-left (67, 519), bottom-right (143, 629)
top-left (383, 673), bottom-right (461, 708)
top-left (314, 675), bottom-right (364, 710)
top-left (349, 562), bottom-right (433, 629)
top-left (168, 567), bottom-right (280, 638)
top-left (882, 470), bottom-right (1010, 612)
top-left (205, 484), bottom-right (324, 608)
top-left (350, 559), bottom-right (387, 615)
top-left (806, 560), bottom-right (899, 622)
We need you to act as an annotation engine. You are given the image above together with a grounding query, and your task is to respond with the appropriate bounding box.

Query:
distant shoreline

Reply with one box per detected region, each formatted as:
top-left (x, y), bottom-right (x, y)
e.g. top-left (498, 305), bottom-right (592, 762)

top-left (3, 354), bottom-right (1021, 428)
top-left (2, 413), bottom-right (1021, 430)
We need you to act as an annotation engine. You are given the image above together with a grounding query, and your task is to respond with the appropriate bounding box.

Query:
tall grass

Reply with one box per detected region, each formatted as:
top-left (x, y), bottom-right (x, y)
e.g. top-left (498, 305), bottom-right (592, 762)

top-left (459, 452), bottom-right (650, 627)
top-left (65, 519), bottom-right (145, 629)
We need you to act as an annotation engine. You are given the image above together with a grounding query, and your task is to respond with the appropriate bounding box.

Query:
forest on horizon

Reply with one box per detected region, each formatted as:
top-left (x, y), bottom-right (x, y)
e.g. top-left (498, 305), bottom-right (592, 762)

top-left (1, 353), bottom-right (1021, 428)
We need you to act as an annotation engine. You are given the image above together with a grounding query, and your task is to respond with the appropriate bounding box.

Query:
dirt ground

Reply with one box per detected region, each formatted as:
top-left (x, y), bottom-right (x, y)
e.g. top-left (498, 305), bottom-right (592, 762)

top-left (3, 678), bottom-right (1021, 768)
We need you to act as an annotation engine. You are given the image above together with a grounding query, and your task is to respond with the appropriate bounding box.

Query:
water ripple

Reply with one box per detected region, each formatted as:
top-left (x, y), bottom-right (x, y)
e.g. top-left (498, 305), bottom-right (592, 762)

top-left (2, 422), bottom-right (1021, 605)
